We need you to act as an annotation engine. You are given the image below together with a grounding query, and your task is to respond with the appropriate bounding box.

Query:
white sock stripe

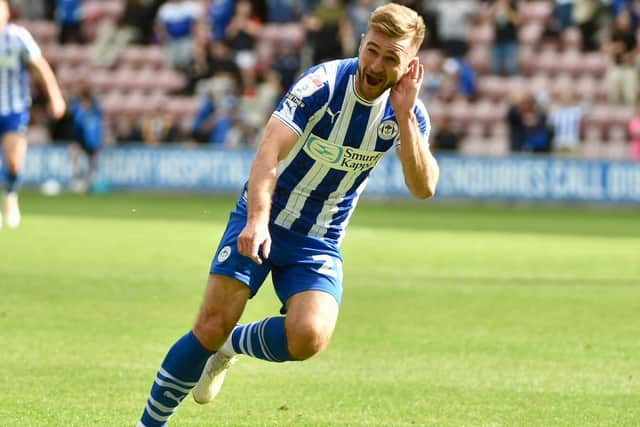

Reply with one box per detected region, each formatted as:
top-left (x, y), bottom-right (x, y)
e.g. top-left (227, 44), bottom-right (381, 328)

top-left (238, 324), bottom-right (248, 355)
top-left (145, 403), bottom-right (171, 423)
top-left (258, 319), bottom-right (276, 362)
top-left (153, 377), bottom-right (191, 394)
top-left (148, 396), bottom-right (175, 413)
top-left (158, 367), bottom-right (198, 387)
top-left (245, 322), bottom-right (256, 357)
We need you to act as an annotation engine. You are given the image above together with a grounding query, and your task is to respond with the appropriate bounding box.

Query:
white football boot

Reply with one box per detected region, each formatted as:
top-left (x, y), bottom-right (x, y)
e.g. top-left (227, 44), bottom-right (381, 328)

top-left (3, 193), bottom-right (20, 229)
top-left (192, 352), bottom-right (238, 404)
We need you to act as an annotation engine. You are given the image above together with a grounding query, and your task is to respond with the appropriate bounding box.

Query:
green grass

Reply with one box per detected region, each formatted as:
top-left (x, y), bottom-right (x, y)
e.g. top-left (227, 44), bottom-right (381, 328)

top-left (1, 191), bottom-right (639, 427)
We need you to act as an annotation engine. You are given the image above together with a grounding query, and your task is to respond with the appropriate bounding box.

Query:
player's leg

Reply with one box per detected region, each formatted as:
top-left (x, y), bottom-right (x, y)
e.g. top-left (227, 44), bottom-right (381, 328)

top-left (138, 274), bottom-right (250, 427)
top-left (2, 131), bottom-right (28, 228)
top-left (218, 241), bottom-right (343, 363)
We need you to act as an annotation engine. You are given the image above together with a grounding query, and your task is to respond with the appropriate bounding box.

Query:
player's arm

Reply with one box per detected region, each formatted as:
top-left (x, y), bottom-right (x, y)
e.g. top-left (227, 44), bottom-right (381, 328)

top-left (237, 117), bottom-right (298, 264)
top-left (392, 58), bottom-right (439, 199)
top-left (29, 55), bottom-right (66, 119)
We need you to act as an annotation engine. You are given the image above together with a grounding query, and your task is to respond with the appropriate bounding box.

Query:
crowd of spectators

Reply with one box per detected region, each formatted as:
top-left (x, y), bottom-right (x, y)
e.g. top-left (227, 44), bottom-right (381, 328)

top-left (9, 0), bottom-right (640, 161)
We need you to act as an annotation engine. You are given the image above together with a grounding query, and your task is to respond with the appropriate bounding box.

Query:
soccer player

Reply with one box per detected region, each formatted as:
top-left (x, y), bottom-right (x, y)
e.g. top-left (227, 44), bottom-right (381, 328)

top-left (0, 0), bottom-right (66, 228)
top-left (137, 3), bottom-right (439, 426)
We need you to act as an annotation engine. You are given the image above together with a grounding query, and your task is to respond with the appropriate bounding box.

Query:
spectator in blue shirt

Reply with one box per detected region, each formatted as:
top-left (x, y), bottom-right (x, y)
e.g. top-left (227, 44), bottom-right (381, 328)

top-left (69, 87), bottom-right (103, 191)
top-left (55, 0), bottom-right (84, 44)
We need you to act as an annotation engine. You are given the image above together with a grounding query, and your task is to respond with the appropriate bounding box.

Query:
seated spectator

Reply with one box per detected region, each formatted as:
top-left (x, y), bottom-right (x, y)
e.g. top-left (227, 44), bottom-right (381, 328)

top-left (439, 57), bottom-right (477, 102)
top-left (155, 0), bottom-right (201, 69)
top-left (552, 0), bottom-right (575, 32)
top-left (55, 0), bottom-right (84, 44)
top-left (208, 0), bottom-right (235, 42)
top-left (507, 90), bottom-right (552, 153)
top-left (573, 0), bottom-right (601, 52)
top-left (225, 0), bottom-right (261, 96)
top-left (432, 114), bottom-right (460, 152)
top-left (602, 9), bottom-right (638, 106)
top-left (304, 0), bottom-right (349, 64)
top-left (141, 104), bottom-right (179, 145)
top-left (267, 0), bottom-right (302, 23)
top-left (114, 114), bottom-right (143, 143)
top-left (92, 0), bottom-right (157, 67)
top-left (186, 40), bottom-right (243, 95)
top-left (271, 38), bottom-right (301, 97)
top-left (548, 90), bottom-right (585, 154)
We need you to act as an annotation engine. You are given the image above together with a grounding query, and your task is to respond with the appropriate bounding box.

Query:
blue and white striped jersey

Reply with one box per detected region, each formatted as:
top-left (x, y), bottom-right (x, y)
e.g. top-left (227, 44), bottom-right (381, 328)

top-left (264, 57), bottom-right (430, 245)
top-left (0, 23), bottom-right (42, 115)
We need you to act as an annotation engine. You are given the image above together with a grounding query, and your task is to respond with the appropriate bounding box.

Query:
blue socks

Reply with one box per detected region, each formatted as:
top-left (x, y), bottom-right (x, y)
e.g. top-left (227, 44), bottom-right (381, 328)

top-left (139, 331), bottom-right (213, 427)
top-left (230, 317), bottom-right (293, 362)
top-left (5, 170), bottom-right (19, 193)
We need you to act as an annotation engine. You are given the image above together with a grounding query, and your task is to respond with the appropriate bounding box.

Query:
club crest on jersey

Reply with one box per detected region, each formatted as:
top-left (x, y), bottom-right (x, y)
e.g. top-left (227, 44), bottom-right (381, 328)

top-left (378, 120), bottom-right (399, 140)
top-left (304, 135), bottom-right (384, 173)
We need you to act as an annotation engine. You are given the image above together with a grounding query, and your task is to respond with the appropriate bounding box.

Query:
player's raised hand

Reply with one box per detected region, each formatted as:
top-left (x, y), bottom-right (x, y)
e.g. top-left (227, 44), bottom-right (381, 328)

top-left (237, 222), bottom-right (271, 264)
top-left (390, 57), bottom-right (423, 118)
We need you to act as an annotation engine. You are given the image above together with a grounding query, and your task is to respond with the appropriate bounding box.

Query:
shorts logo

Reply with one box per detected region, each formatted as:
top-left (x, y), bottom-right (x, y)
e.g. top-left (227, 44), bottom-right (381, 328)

top-left (217, 246), bottom-right (231, 263)
top-left (378, 120), bottom-right (399, 140)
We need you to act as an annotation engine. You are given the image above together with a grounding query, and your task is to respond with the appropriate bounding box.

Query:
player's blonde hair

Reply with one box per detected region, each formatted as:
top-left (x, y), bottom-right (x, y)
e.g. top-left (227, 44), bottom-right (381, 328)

top-left (368, 3), bottom-right (426, 50)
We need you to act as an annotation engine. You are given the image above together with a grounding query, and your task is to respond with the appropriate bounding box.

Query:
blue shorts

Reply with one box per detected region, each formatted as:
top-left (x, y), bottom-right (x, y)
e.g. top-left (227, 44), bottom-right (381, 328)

top-left (210, 207), bottom-right (344, 313)
top-left (0, 112), bottom-right (30, 138)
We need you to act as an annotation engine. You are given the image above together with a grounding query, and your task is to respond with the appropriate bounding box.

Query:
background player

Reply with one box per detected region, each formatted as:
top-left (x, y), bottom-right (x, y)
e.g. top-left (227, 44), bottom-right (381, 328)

top-left (0, 0), bottom-right (65, 228)
top-left (138, 4), bottom-right (439, 426)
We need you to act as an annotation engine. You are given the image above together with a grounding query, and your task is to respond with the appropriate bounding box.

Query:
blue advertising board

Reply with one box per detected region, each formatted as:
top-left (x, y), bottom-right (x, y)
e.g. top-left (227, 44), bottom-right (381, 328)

top-left (18, 144), bottom-right (640, 204)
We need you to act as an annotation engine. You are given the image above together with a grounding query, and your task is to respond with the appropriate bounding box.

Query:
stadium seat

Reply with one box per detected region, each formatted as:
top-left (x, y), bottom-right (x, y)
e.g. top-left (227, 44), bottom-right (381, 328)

top-left (519, 1), bottom-right (553, 25)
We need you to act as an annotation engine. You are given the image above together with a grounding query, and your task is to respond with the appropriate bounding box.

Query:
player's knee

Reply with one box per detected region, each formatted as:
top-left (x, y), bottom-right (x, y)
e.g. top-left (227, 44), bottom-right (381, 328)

top-left (193, 312), bottom-right (231, 351)
top-left (286, 323), bottom-right (331, 361)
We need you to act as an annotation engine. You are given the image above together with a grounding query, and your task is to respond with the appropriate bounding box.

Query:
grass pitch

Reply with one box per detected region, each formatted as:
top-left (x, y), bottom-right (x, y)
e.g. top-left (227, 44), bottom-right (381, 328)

top-left (0, 191), bottom-right (638, 427)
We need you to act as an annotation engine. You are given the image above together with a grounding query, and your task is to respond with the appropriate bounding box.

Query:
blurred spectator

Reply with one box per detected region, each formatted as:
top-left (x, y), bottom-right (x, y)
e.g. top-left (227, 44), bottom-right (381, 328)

top-left (13, 0), bottom-right (47, 19)
top-left (225, 0), bottom-right (261, 96)
top-left (92, 0), bottom-right (157, 67)
top-left (68, 86), bottom-right (104, 191)
top-left (187, 40), bottom-right (243, 94)
top-left (548, 89), bottom-right (585, 154)
top-left (432, 114), bottom-right (460, 152)
top-left (140, 103), bottom-right (179, 145)
top-left (439, 57), bottom-right (477, 102)
top-left (304, 0), bottom-right (349, 63)
top-left (553, 0), bottom-right (575, 31)
top-left (271, 38), bottom-right (301, 97)
top-left (347, 0), bottom-right (377, 41)
top-left (155, 0), bottom-right (201, 69)
top-left (573, 0), bottom-right (602, 52)
top-left (602, 9), bottom-right (638, 106)
top-left (507, 91), bottom-right (552, 153)
top-left (267, 0), bottom-right (303, 23)
top-left (628, 103), bottom-right (640, 160)
top-left (487, 0), bottom-right (521, 76)
top-left (55, 0), bottom-right (84, 44)
top-left (430, 0), bottom-right (478, 57)
top-left (191, 91), bottom-right (240, 145)
top-left (208, 0), bottom-right (234, 42)
top-left (114, 114), bottom-right (143, 143)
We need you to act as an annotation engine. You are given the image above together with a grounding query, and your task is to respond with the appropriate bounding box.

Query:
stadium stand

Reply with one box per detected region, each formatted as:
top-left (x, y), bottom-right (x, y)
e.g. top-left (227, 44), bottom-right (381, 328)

top-left (12, 0), bottom-right (640, 160)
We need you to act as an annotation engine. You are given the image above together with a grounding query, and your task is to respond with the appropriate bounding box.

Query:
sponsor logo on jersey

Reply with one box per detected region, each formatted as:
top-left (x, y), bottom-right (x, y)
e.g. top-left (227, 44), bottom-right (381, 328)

top-left (292, 72), bottom-right (325, 98)
top-left (217, 246), bottom-right (232, 262)
top-left (0, 55), bottom-right (19, 69)
top-left (378, 120), bottom-right (399, 140)
top-left (303, 135), bottom-right (384, 172)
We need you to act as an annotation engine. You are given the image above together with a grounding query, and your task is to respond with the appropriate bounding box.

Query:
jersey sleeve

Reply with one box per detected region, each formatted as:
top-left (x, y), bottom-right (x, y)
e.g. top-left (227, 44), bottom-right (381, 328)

top-left (15, 26), bottom-right (42, 64)
top-left (272, 63), bottom-right (331, 136)
top-left (394, 98), bottom-right (431, 148)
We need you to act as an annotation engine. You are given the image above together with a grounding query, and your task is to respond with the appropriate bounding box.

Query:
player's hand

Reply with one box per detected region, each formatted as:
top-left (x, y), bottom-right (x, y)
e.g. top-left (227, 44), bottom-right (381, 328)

top-left (390, 58), bottom-right (423, 119)
top-left (49, 97), bottom-right (66, 120)
top-left (237, 222), bottom-right (271, 265)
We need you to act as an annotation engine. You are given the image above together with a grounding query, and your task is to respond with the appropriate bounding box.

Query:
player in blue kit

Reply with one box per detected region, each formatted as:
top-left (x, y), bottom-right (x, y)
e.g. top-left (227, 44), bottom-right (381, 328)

top-left (0, 0), bottom-right (65, 228)
top-left (138, 3), bottom-right (439, 426)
